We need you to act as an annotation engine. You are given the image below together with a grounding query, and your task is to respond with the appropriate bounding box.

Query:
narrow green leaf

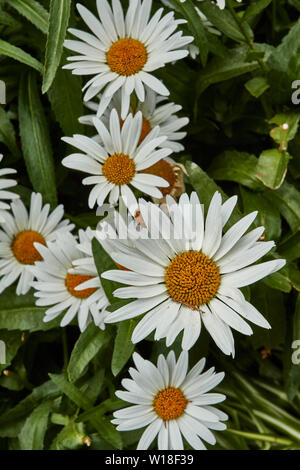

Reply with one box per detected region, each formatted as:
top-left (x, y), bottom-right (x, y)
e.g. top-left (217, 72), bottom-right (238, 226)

top-left (42, 0), bottom-right (71, 93)
top-left (256, 149), bottom-right (290, 190)
top-left (9, 0), bottom-right (49, 34)
top-left (47, 53), bottom-right (83, 135)
top-left (92, 238), bottom-right (121, 304)
top-left (208, 150), bottom-right (263, 190)
top-left (278, 231), bottom-right (300, 262)
top-left (67, 323), bottom-right (110, 382)
top-left (243, 0), bottom-right (272, 20)
top-left (197, 1), bottom-right (253, 43)
top-left (0, 106), bottom-right (20, 158)
top-left (18, 71), bottom-right (57, 206)
top-left (167, 0), bottom-right (208, 66)
top-left (49, 374), bottom-right (92, 410)
top-left (0, 380), bottom-right (60, 429)
top-left (0, 39), bottom-right (43, 72)
top-left (186, 159), bottom-right (243, 226)
top-left (265, 181), bottom-right (300, 232)
top-left (111, 319), bottom-right (137, 377)
top-left (196, 45), bottom-right (259, 96)
top-left (19, 401), bottom-right (52, 450)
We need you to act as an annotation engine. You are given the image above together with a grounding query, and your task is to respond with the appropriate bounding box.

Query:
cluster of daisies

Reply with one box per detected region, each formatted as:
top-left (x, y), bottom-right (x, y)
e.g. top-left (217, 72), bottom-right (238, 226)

top-left (0, 0), bottom-right (283, 451)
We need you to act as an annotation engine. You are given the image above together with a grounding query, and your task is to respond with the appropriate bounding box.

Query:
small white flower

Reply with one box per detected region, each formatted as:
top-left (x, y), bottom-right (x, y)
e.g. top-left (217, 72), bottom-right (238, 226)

top-left (62, 109), bottom-right (171, 215)
top-left (80, 88), bottom-right (189, 153)
top-left (178, 0), bottom-right (242, 9)
top-left (31, 230), bottom-right (109, 332)
top-left (0, 192), bottom-right (74, 295)
top-left (101, 192), bottom-right (286, 356)
top-left (0, 154), bottom-right (19, 223)
top-left (112, 350), bottom-right (227, 450)
top-left (63, 0), bottom-right (193, 118)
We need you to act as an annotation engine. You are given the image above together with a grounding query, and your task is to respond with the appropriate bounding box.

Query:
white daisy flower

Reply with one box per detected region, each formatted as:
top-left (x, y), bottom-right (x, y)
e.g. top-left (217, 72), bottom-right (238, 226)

top-left (80, 87), bottom-right (189, 153)
top-left (31, 230), bottom-right (109, 332)
top-left (63, 0), bottom-right (193, 118)
top-left (101, 192), bottom-right (286, 356)
top-left (0, 192), bottom-right (74, 295)
top-left (62, 109), bottom-right (171, 215)
top-left (0, 154), bottom-right (19, 223)
top-left (112, 350), bottom-right (227, 450)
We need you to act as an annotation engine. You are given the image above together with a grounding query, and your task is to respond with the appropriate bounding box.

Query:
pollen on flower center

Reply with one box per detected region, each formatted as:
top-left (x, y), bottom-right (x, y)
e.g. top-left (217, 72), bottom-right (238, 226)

top-left (165, 250), bottom-right (220, 307)
top-left (107, 38), bottom-right (147, 76)
top-left (65, 273), bottom-right (96, 299)
top-left (153, 387), bottom-right (188, 421)
top-left (11, 230), bottom-right (46, 265)
top-left (140, 159), bottom-right (176, 196)
top-left (102, 153), bottom-right (136, 185)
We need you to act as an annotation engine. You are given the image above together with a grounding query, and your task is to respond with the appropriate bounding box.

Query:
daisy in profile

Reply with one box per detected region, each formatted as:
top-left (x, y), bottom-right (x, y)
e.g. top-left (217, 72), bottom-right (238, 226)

top-left (63, 0), bottom-right (193, 117)
top-left (112, 351), bottom-right (227, 450)
top-left (31, 230), bottom-right (109, 332)
top-left (0, 154), bottom-right (19, 223)
top-left (80, 88), bottom-right (189, 153)
top-left (62, 109), bottom-right (171, 215)
top-left (0, 193), bottom-right (73, 295)
top-left (102, 192), bottom-right (286, 356)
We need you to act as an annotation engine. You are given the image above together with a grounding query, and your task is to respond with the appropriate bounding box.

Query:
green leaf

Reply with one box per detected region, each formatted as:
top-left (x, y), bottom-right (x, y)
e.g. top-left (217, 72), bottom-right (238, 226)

top-left (0, 380), bottom-right (60, 436)
top-left (67, 323), bottom-right (110, 382)
top-left (197, 0), bottom-right (253, 43)
top-left (0, 39), bottom-right (43, 72)
top-left (167, 0), bottom-right (208, 66)
top-left (245, 76), bottom-right (270, 97)
top-left (256, 149), bottom-right (290, 190)
top-left (0, 106), bottom-right (20, 158)
top-left (49, 374), bottom-right (122, 449)
top-left (47, 53), bottom-right (83, 135)
top-left (186, 159), bottom-right (243, 226)
top-left (51, 420), bottom-right (87, 450)
top-left (240, 187), bottom-right (281, 240)
top-left (111, 319), bottom-right (137, 377)
top-left (243, 0), bottom-right (272, 20)
top-left (49, 373), bottom-right (92, 409)
top-left (0, 330), bottom-right (23, 374)
top-left (42, 0), bottom-right (71, 94)
top-left (269, 113), bottom-right (300, 150)
top-left (208, 150), bottom-right (263, 190)
top-left (262, 271), bottom-right (292, 293)
top-left (265, 181), bottom-right (300, 232)
top-left (18, 71), bottom-right (57, 206)
top-left (196, 45), bottom-right (259, 96)
top-left (250, 285), bottom-right (286, 349)
top-left (19, 400), bottom-right (52, 450)
top-left (92, 238), bottom-right (120, 304)
top-left (9, 0), bottom-right (49, 34)
top-left (278, 231), bottom-right (300, 262)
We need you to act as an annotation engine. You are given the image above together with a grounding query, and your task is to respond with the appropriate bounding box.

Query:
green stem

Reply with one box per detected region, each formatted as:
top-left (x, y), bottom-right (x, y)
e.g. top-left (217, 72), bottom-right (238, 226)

top-left (227, 429), bottom-right (292, 446)
top-left (227, 0), bottom-right (268, 73)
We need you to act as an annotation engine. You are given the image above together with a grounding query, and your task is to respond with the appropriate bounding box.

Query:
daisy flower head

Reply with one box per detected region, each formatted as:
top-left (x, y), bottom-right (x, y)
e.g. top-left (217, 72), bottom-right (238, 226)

top-left (31, 229), bottom-right (109, 332)
top-left (0, 192), bottom-right (74, 295)
top-left (62, 109), bottom-right (172, 216)
top-left (102, 191), bottom-right (286, 356)
top-left (112, 350), bottom-right (227, 450)
top-left (63, 0), bottom-right (193, 118)
top-left (0, 154), bottom-right (19, 223)
top-left (80, 87), bottom-right (189, 153)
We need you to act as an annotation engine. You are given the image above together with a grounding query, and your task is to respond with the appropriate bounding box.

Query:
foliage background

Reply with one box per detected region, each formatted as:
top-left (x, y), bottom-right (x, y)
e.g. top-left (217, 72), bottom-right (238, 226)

top-left (0, 0), bottom-right (299, 450)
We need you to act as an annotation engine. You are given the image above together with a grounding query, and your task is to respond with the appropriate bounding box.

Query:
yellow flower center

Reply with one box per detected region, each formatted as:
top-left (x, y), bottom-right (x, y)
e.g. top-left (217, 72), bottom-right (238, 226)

top-left (165, 250), bottom-right (220, 307)
top-left (107, 38), bottom-right (147, 76)
top-left (65, 273), bottom-right (97, 299)
top-left (141, 159), bottom-right (176, 196)
top-left (11, 230), bottom-right (46, 265)
top-left (102, 153), bottom-right (136, 185)
top-left (153, 387), bottom-right (188, 421)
